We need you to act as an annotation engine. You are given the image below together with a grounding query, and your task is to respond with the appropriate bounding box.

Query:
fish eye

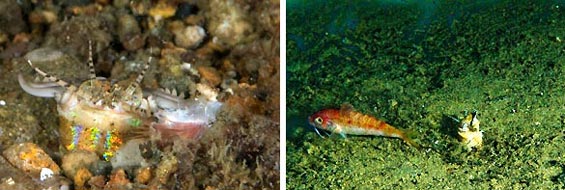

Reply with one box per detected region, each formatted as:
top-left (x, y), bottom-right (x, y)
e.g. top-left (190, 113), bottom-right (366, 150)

top-left (314, 117), bottom-right (323, 124)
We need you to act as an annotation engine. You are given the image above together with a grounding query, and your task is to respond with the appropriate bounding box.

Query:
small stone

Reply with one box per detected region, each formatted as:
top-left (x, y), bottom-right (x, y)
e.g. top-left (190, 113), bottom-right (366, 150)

top-left (40, 168), bottom-right (54, 181)
top-left (206, 0), bottom-right (253, 47)
top-left (134, 167), bottom-right (152, 184)
top-left (117, 13), bottom-right (145, 51)
top-left (0, 154), bottom-right (43, 189)
top-left (184, 15), bottom-right (205, 26)
top-left (24, 47), bottom-right (64, 63)
top-left (121, 34), bottom-right (146, 51)
top-left (73, 167), bottom-right (92, 188)
top-left (105, 169), bottom-right (131, 189)
top-left (113, 0), bottom-right (129, 8)
top-left (61, 150), bottom-right (98, 178)
top-left (197, 66), bottom-right (222, 87)
top-left (13, 33), bottom-right (31, 43)
top-left (110, 139), bottom-right (147, 170)
top-left (2, 143), bottom-right (61, 179)
top-left (0, 31), bottom-right (7, 45)
top-left (29, 9), bottom-right (58, 24)
top-left (88, 175), bottom-right (106, 188)
top-left (173, 25), bottom-right (206, 49)
top-left (148, 1), bottom-right (177, 22)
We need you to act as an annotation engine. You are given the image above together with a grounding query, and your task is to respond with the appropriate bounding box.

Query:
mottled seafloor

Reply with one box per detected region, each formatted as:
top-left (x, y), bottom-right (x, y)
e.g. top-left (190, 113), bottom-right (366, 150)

top-left (0, 0), bottom-right (279, 189)
top-left (287, 0), bottom-right (564, 189)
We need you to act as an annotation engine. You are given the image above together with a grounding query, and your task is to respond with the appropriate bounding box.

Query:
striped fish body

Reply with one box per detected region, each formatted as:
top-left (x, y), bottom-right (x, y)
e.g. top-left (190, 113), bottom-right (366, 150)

top-left (308, 105), bottom-right (419, 148)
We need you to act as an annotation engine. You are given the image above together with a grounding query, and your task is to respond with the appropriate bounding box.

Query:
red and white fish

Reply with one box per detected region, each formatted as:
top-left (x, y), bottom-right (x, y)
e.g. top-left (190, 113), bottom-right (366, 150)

top-left (308, 104), bottom-right (420, 148)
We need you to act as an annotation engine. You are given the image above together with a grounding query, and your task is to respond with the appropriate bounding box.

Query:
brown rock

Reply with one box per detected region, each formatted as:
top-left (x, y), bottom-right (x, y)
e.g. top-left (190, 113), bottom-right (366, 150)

top-left (184, 15), bottom-right (204, 26)
top-left (105, 169), bottom-right (131, 189)
top-left (29, 9), bottom-right (58, 24)
top-left (0, 154), bottom-right (43, 190)
top-left (61, 150), bottom-right (98, 178)
top-left (148, 1), bottom-right (177, 22)
top-left (2, 143), bottom-right (61, 179)
top-left (173, 25), bottom-right (206, 49)
top-left (117, 13), bottom-right (145, 51)
top-left (121, 34), bottom-right (146, 51)
top-left (134, 167), bottom-right (152, 184)
top-left (73, 167), bottom-right (92, 188)
top-left (88, 175), bottom-right (106, 189)
top-left (205, 0), bottom-right (253, 47)
top-left (197, 66), bottom-right (222, 86)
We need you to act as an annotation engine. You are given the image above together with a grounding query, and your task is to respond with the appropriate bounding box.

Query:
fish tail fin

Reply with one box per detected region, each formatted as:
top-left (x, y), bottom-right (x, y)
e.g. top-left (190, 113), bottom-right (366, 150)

top-left (403, 136), bottom-right (421, 149)
top-left (401, 129), bottom-right (421, 149)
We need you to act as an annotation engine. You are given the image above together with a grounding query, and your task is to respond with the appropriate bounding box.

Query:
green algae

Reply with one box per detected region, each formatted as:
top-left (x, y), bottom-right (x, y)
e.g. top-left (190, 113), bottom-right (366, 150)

top-left (287, 0), bottom-right (565, 189)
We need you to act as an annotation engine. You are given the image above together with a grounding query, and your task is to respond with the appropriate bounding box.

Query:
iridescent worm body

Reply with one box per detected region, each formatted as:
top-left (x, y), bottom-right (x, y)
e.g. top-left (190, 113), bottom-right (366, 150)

top-left (18, 43), bottom-right (223, 160)
top-left (18, 43), bottom-right (152, 160)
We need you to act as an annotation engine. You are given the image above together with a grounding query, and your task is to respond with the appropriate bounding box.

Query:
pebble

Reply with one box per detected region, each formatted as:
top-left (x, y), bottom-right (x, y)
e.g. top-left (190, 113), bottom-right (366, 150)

top-left (110, 139), bottom-right (148, 169)
top-left (148, 1), bottom-right (176, 22)
top-left (174, 25), bottom-right (207, 49)
top-left (88, 175), bottom-right (106, 188)
top-left (0, 31), bottom-right (7, 45)
top-left (105, 169), bottom-right (131, 189)
top-left (117, 13), bottom-right (145, 51)
top-left (40, 168), bottom-right (54, 181)
top-left (0, 154), bottom-right (43, 189)
top-left (61, 150), bottom-right (98, 178)
top-left (2, 143), bottom-right (61, 179)
top-left (29, 9), bottom-right (58, 24)
top-left (206, 0), bottom-right (253, 47)
top-left (197, 65), bottom-right (222, 87)
top-left (73, 167), bottom-right (92, 188)
top-left (24, 47), bottom-right (64, 63)
top-left (134, 167), bottom-right (152, 184)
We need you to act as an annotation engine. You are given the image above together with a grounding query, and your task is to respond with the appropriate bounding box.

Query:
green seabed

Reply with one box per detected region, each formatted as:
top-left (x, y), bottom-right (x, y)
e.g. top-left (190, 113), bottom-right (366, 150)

top-left (287, 0), bottom-right (565, 189)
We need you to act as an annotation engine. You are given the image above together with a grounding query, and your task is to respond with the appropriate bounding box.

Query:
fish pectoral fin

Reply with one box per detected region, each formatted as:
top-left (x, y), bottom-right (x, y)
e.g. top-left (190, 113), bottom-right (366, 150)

top-left (328, 123), bottom-right (347, 138)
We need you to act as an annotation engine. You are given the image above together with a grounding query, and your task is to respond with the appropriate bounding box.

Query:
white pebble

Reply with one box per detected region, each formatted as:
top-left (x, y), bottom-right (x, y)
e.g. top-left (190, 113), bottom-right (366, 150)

top-left (181, 62), bottom-right (192, 71)
top-left (5, 177), bottom-right (14, 185)
top-left (40, 168), bottom-right (54, 181)
top-left (174, 25), bottom-right (206, 49)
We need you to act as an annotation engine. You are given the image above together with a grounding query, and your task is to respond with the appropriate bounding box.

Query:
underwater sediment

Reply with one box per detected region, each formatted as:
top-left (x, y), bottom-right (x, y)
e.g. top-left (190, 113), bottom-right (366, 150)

top-left (0, 0), bottom-right (280, 189)
top-left (288, 0), bottom-right (564, 189)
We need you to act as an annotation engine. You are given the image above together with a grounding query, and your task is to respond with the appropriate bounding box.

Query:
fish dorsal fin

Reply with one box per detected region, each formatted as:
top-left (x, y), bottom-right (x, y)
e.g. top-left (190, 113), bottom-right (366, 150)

top-left (339, 103), bottom-right (355, 114)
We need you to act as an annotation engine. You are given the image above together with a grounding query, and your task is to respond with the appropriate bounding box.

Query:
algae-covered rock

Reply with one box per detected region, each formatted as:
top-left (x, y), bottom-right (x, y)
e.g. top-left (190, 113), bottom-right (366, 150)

top-left (2, 143), bottom-right (61, 179)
